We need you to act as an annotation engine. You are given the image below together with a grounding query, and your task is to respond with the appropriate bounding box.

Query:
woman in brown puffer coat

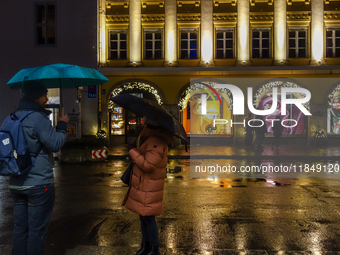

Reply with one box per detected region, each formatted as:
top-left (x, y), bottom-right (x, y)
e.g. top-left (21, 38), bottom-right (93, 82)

top-left (123, 122), bottom-right (173, 255)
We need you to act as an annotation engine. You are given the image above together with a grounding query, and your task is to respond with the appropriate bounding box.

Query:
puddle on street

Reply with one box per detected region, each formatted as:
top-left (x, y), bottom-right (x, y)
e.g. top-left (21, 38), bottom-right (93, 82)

top-left (78, 158), bottom-right (340, 191)
top-left (94, 172), bottom-right (114, 177)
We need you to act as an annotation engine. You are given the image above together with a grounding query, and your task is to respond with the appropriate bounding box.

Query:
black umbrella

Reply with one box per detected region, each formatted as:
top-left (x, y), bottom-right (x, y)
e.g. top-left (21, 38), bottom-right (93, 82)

top-left (110, 94), bottom-right (189, 144)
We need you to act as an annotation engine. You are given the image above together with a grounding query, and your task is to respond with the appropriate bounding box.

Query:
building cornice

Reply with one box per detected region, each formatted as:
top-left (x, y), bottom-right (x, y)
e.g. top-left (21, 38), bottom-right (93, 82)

top-left (106, 15), bottom-right (129, 23)
top-left (177, 13), bottom-right (201, 21)
top-left (141, 14), bottom-right (165, 22)
top-left (250, 12), bottom-right (274, 21)
top-left (287, 11), bottom-right (311, 20)
top-left (324, 11), bottom-right (340, 20)
top-left (213, 13), bottom-right (238, 21)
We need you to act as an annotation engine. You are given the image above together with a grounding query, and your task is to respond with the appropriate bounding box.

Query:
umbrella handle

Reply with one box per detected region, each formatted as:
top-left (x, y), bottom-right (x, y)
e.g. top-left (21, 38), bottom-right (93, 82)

top-left (59, 80), bottom-right (63, 116)
top-left (20, 76), bottom-right (29, 99)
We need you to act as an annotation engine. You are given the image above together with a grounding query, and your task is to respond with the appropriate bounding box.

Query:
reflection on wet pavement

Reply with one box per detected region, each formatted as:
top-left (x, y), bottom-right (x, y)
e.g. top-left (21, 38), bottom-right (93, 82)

top-left (1, 158), bottom-right (340, 254)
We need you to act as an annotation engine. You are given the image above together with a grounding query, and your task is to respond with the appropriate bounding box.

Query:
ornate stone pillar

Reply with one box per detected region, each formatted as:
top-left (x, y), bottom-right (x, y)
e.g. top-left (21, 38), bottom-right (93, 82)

top-left (164, 0), bottom-right (178, 66)
top-left (311, 0), bottom-right (325, 65)
top-left (99, 0), bottom-right (107, 67)
top-left (237, 0), bottom-right (251, 65)
top-left (273, 0), bottom-right (288, 65)
top-left (200, 0), bottom-right (214, 66)
top-left (129, 0), bottom-right (142, 66)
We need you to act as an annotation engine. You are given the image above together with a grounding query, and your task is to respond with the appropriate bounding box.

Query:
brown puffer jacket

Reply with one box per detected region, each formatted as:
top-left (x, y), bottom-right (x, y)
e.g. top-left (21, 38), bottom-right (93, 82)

top-left (123, 126), bottom-right (172, 216)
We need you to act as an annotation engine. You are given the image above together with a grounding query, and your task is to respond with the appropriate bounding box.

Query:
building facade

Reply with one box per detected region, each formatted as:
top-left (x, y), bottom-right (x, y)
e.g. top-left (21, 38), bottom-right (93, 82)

top-left (0, 0), bottom-right (98, 139)
top-left (1, 0), bottom-right (340, 146)
top-left (98, 0), bottom-right (340, 146)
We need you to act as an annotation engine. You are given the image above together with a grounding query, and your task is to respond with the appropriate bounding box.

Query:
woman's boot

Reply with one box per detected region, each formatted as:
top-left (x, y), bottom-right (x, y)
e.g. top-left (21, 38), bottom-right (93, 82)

top-left (136, 242), bottom-right (150, 255)
top-left (146, 246), bottom-right (160, 255)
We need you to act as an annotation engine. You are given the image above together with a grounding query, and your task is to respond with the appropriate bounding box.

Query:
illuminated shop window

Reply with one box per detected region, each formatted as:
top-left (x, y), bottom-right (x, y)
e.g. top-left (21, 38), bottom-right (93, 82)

top-left (180, 29), bottom-right (198, 59)
top-left (189, 93), bottom-right (231, 135)
top-left (109, 30), bottom-right (127, 60)
top-left (288, 28), bottom-right (308, 58)
top-left (252, 28), bottom-right (271, 58)
top-left (36, 3), bottom-right (56, 45)
top-left (326, 28), bottom-right (340, 58)
top-left (109, 105), bottom-right (125, 135)
top-left (215, 28), bottom-right (234, 59)
top-left (256, 86), bottom-right (307, 136)
top-left (144, 29), bottom-right (162, 60)
top-left (109, 83), bottom-right (162, 137)
top-left (327, 85), bottom-right (340, 135)
top-left (180, 83), bottom-right (232, 135)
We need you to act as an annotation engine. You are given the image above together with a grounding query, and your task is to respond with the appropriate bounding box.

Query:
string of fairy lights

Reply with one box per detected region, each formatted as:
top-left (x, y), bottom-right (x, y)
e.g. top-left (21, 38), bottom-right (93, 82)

top-left (101, 81), bottom-right (335, 139)
top-left (178, 81), bottom-right (311, 112)
top-left (253, 81), bottom-right (310, 111)
top-left (107, 80), bottom-right (313, 116)
top-left (108, 82), bottom-right (163, 112)
top-left (328, 84), bottom-right (340, 108)
top-left (178, 82), bottom-right (233, 111)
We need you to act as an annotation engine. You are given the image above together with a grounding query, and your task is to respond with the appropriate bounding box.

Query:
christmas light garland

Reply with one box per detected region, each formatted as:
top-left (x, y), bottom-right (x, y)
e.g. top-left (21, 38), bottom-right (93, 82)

top-left (179, 81), bottom-right (310, 111)
top-left (108, 82), bottom-right (163, 112)
top-left (254, 81), bottom-right (310, 111)
top-left (178, 82), bottom-right (233, 111)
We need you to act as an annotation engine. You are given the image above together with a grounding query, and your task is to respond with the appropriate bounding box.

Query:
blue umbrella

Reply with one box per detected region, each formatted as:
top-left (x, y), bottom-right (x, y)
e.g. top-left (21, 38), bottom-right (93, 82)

top-left (7, 63), bottom-right (109, 89)
top-left (7, 63), bottom-right (109, 110)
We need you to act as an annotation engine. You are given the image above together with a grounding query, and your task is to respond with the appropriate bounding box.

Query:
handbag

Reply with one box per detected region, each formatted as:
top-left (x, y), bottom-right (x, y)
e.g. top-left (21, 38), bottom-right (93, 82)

top-left (121, 162), bottom-right (134, 185)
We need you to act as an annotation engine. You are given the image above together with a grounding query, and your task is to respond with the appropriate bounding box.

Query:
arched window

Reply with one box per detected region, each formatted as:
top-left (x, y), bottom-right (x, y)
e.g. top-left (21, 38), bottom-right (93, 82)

top-left (327, 84), bottom-right (340, 135)
top-left (254, 81), bottom-right (309, 136)
top-left (179, 82), bottom-right (232, 135)
top-left (108, 82), bottom-right (163, 137)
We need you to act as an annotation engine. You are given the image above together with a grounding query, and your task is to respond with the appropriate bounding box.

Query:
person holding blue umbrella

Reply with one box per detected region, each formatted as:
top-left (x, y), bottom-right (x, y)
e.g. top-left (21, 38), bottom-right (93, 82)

top-left (2, 79), bottom-right (69, 255)
top-left (5, 63), bottom-right (108, 254)
top-left (7, 63), bottom-right (109, 109)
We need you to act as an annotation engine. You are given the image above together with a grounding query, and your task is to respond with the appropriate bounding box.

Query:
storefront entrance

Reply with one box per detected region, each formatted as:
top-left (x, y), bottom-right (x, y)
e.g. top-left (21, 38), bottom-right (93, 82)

top-left (108, 83), bottom-right (164, 145)
top-left (109, 104), bottom-right (144, 144)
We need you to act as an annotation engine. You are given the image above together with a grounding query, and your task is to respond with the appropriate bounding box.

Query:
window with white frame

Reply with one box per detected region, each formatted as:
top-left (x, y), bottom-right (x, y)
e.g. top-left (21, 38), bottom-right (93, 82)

top-left (288, 28), bottom-right (307, 58)
top-left (109, 30), bottom-right (127, 60)
top-left (252, 28), bottom-right (271, 58)
top-left (36, 3), bottom-right (56, 45)
top-left (216, 28), bottom-right (234, 59)
top-left (144, 29), bottom-right (162, 59)
top-left (326, 28), bottom-right (340, 58)
top-left (180, 29), bottom-right (198, 59)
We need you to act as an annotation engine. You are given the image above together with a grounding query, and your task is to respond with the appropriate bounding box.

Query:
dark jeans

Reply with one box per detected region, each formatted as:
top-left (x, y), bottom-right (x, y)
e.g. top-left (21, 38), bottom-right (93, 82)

top-left (10, 184), bottom-right (55, 255)
top-left (139, 215), bottom-right (159, 247)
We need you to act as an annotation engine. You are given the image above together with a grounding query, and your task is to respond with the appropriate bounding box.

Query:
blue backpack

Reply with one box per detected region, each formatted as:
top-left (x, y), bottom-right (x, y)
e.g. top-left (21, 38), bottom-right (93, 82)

top-left (0, 111), bottom-right (35, 176)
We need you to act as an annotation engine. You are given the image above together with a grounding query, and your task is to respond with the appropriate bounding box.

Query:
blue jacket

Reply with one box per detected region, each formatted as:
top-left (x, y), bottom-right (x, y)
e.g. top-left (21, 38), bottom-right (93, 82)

top-left (4, 99), bottom-right (67, 186)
